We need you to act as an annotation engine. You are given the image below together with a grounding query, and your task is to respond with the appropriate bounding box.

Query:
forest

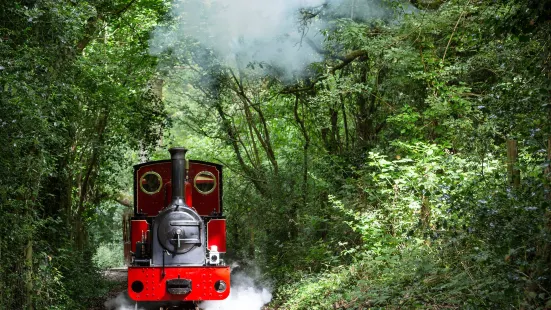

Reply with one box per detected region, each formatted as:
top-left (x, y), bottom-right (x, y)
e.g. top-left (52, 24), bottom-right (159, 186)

top-left (1, 0), bottom-right (551, 309)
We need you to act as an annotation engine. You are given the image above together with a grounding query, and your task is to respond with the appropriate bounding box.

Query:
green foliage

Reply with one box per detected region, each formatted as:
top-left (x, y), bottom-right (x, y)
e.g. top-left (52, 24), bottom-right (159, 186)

top-left (1, 0), bottom-right (549, 307)
top-left (94, 243), bottom-right (124, 270)
top-left (275, 144), bottom-right (549, 308)
top-left (0, 0), bottom-right (168, 308)
top-left (56, 247), bottom-right (110, 308)
top-left (158, 0), bottom-right (551, 308)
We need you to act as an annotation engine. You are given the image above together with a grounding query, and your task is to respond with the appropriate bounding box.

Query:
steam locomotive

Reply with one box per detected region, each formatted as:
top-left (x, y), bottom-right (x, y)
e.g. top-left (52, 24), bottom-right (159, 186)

top-left (123, 147), bottom-right (230, 309)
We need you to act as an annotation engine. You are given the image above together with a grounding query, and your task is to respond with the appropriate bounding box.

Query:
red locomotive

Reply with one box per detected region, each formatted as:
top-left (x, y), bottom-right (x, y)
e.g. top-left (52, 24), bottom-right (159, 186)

top-left (123, 147), bottom-right (230, 309)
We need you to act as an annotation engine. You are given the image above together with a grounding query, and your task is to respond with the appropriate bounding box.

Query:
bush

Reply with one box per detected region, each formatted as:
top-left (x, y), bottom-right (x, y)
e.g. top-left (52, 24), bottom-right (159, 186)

top-left (273, 143), bottom-right (551, 309)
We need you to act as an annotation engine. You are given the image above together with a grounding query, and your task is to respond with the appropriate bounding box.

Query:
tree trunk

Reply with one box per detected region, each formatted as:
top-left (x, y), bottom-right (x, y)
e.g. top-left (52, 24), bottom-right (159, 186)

top-left (340, 94), bottom-right (349, 151)
top-left (24, 239), bottom-right (32, 310)
top-left (152, 78), bottom-right (163, 100)
top-left (74, 111), bottom-right (109, 249)
top-left (294, 96), bottom-right (310, 207)
top-left (541, 49), bottom-right (551, 287)
top-left (350, 0), bottom-right (356, 19)
top-left (421, 195), bottom-right (431, 230)
top-left (214, 101), bottom-right (267, 195)
top-left (356, 63), bottom-right (370, 150)
top-left (506, 139), bottom-right (520, 187)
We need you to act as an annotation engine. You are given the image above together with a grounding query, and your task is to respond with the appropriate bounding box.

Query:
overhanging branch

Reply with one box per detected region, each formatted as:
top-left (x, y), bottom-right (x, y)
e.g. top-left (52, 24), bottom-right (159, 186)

top-left (281, 49), bottom-right (368, 94)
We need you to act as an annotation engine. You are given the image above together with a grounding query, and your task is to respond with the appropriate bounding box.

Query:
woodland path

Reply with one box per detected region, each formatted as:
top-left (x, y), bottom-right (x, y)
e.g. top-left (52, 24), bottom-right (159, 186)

top-left (88, 268), bottom-right (128, 310)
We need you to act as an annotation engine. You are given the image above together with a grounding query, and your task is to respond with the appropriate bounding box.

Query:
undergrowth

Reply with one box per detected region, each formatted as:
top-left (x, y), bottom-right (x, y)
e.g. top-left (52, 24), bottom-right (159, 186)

top-left (275, 242), bottom-right (518, 309)
top-left (271, 144), bottom-right (551, 309)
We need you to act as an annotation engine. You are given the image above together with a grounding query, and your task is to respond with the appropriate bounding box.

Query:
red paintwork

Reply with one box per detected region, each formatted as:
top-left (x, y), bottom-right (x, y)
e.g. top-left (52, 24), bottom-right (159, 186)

top-left (185, 181), bottom-right (193, 206)
top-left (135, 163), bottom-right (172, 215)
top-left (189, 162), bottom-right (221, 216)
top-left (131, 220), bottom-right (149, 253)
top-left (135, 161), bottom-right (221, 216)
top-left (127, 266), bottom-right (230, 301)
top-left (207, 219), bottom-right (227, 253)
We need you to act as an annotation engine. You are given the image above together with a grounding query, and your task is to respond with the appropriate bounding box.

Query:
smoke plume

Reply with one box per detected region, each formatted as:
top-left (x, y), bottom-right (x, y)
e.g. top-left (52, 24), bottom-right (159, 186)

top-left (104, 292), bottom-right (145, 310)
top-left (199, 272), bottom-right (272, 310)
top-left (150, 0), bottom-right (393, 78)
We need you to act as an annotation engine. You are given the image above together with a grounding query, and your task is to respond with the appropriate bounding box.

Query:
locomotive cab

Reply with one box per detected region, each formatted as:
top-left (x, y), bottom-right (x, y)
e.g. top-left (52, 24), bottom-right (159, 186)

top-left (125, 147), bottom-right (230, 304)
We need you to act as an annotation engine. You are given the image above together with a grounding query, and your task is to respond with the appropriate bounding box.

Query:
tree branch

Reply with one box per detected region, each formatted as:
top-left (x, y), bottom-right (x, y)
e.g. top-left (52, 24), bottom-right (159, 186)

top-left (113, 0), bottom-right (139, 16)
top-left (114, 195), bottom-right (133, 208)
top-left (75, 0), bottom-right (139, 53)
top-left (442, 0), bottom-right (471, 64)
top-left (229, 70), bottom-right (279, 174)
top-left (281, 49), bottom-right (368, 94)
top-left (409, 0), bottom-right (445, 10)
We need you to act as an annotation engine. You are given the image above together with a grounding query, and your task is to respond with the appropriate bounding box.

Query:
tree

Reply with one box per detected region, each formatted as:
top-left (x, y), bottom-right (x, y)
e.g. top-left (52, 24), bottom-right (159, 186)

top-left (0, 0), bottom-right (168, 307)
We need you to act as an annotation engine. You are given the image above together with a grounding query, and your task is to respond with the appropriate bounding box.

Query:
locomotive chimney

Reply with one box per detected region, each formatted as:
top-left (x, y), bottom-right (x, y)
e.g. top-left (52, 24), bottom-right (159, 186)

top-left (169, 147), bottom-right (188, 207)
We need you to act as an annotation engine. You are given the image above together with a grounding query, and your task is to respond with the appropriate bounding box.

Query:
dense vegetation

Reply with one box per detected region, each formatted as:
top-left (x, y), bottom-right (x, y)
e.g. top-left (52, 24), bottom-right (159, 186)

top-left (2, 0), bottom-right (551, 309)
top-left (160, 0), bottom-right (551, 308)
top-left (0, 0), bottom-right (167, 308)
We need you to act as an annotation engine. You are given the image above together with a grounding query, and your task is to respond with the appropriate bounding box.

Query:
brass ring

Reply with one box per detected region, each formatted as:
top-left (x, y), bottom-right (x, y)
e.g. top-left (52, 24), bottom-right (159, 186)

top-left (193, 171), bottom-right (217, 195)
top-left (139, 171), bottom-right (163, 195)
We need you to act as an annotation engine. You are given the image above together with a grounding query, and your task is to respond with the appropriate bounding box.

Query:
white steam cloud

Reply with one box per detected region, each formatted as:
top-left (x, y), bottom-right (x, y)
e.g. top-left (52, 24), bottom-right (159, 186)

top-left (199, 272), bottom-right (272, 310)
top-left (150, 0), bottom-right (391, 78)
top-left (104, 292), bottom-right (145, 310)
top-left (151, 0), bottom-right (327, 77)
